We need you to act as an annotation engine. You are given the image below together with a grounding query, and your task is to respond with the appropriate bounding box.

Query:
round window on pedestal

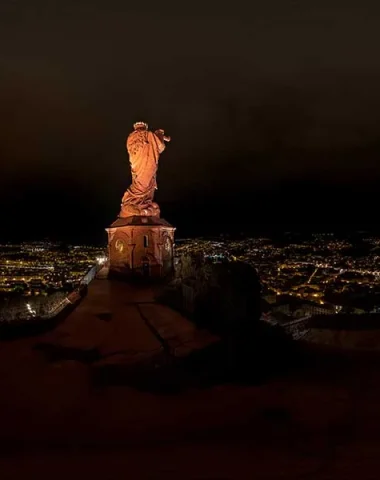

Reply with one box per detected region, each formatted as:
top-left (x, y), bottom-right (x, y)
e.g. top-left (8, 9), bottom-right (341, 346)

top-left (115, 239), bottom-right (125, 253)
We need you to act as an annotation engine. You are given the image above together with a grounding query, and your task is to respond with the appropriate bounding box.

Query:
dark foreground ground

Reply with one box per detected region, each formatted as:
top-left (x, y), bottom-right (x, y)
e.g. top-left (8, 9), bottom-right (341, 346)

top-left (2, 281), bottom-right (380, 479)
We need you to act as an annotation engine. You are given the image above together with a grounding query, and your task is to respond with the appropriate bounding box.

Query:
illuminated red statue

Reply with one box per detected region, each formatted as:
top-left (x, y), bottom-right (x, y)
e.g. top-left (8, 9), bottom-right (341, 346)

top-left (120, 121), bottom-right (171, 218)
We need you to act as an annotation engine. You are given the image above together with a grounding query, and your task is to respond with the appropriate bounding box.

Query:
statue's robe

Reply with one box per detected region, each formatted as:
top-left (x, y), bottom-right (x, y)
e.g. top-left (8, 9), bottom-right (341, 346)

top-left (121, 129), bottom-right (166, 215)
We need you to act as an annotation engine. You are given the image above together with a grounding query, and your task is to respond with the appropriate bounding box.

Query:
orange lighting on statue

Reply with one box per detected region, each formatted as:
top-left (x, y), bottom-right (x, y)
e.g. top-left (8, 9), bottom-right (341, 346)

top-left (120, 122), bottom-right (171, 218)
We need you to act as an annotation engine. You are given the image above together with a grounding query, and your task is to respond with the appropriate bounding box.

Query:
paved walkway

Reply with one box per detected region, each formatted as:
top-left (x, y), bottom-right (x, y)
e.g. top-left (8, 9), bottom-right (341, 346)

top-left (40, 279), bottom-right (218, 366)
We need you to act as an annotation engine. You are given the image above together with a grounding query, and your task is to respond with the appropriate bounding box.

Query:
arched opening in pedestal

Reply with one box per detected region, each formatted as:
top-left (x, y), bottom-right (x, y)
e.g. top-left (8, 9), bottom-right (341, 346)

top-left (141, 256), bottom-right (151, 277)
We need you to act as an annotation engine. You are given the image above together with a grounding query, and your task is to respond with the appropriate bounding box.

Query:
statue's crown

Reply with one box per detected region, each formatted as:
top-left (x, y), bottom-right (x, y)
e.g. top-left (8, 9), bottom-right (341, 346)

top-left (133, 121), bottom-right (148, 130)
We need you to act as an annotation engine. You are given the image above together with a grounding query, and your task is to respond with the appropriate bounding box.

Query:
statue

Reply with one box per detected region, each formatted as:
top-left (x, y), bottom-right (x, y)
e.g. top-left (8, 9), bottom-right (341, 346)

top-left (120, 121), bottom-right (171, 218)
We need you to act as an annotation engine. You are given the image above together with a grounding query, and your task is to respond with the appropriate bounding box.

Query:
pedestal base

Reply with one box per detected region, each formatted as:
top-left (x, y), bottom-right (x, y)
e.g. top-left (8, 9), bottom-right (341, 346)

top-left (106, 216), bottom-right (175, 279)
top-left (119, 202), bottom-right (160, 218)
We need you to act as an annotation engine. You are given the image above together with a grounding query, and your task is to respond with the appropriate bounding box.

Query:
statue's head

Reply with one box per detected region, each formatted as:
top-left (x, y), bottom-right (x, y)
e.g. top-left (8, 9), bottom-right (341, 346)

top-left (133, 121), bottom-right (148, 130)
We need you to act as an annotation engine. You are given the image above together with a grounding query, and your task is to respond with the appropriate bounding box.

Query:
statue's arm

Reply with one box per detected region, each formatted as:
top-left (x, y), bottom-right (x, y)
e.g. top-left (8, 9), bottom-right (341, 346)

top-left (155, 129), bottom-right (171, 142)
top-left (152, 129), bottom-right (170, 154)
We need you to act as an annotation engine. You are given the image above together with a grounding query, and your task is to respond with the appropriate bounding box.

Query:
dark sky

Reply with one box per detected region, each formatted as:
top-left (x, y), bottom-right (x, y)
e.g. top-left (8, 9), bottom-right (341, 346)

top-left (1, 0), bottom-right (380, 241)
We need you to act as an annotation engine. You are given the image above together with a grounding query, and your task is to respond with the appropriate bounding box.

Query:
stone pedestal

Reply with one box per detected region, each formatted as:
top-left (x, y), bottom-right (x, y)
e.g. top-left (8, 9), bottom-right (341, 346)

top-left (106, 216), bottom-right (175, 279)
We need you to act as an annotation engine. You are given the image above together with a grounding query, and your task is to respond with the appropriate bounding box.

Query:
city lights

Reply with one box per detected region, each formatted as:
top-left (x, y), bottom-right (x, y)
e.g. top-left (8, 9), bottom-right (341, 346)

top-left (176, 233), bottom-right (380, 320)
top-left (26, 303), bottom-right (37, 317)
top-left (0, 242), bottom-right (106, 323)
top-left (96, 255), bottom-right (107, 265)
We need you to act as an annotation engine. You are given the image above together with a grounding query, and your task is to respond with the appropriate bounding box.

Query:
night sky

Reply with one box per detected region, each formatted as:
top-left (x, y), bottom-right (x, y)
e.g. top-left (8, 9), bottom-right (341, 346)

top-left (1, 0), bottom-right (380, 242)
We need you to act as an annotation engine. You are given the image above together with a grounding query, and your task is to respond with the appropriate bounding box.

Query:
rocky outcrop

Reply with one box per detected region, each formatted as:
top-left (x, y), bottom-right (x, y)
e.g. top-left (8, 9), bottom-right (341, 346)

top-left (172, 255), bottom-right (261, 331)
top-left (165, 254), bottom-right (296, 382)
